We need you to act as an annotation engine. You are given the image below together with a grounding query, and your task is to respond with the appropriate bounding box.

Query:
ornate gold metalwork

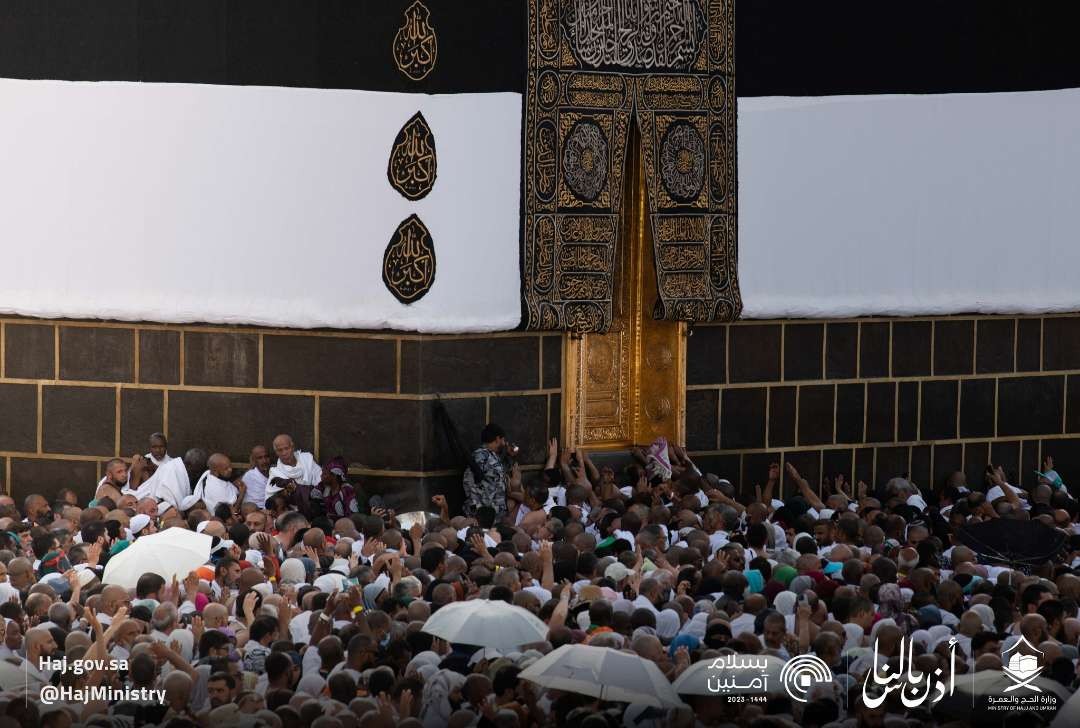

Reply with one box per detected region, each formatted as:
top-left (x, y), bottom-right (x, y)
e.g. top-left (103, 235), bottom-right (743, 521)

top-left (387, 111), bottom-right (437, 201)
top-left (382, 215), bottom-right (436, 304)
top-left (522, 0), bottom-right (739, 332)
top-left (563, 132), bottom-right (686, 449)
top-left (393, 0), bottom-right (438, 82)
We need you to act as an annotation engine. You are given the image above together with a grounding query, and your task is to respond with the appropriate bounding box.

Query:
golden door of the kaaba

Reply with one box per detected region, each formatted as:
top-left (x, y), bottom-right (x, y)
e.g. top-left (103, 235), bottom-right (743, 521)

top-left (563, 125), bottom-right (687, 449)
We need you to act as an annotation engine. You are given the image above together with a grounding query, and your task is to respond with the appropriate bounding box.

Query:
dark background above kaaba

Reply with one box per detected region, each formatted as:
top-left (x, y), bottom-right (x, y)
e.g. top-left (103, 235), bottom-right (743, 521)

top-left (0, 0), bottom-right (1077, 96)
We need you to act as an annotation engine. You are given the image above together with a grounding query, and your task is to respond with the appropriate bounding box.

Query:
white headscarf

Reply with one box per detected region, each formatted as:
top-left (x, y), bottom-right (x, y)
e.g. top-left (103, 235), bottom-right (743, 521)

top-left (679, 612), bottom-right (709, 641)
top-left (420, 669), bottom-right (466, 728)
top-left (774, 591), bottom-right (797, 617)
top-left (842, 623), bottom-right (864, 651)
top-left (656, 609), bottom-right (680, 642)
top-left (970, 604), bottom-right (996, 632)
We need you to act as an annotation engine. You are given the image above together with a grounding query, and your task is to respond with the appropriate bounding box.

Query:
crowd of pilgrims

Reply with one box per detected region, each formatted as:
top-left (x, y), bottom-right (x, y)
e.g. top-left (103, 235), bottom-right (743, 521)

top-left (0, 424), bottom-right (1077, 728)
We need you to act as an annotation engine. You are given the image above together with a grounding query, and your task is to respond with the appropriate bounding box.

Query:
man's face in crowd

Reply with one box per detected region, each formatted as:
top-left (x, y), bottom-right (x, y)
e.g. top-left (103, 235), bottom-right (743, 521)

top-left (251, 446), bottom-right (271, 473)
top-left (30, 631), bottom-right (57, 659)
top-left (273, 436), bottom-right (296, 465)
top-left (224, 562), bottom-right (242, 586)
top-left (814, 523), bottom-right (833, 547)
top-left (149, 437), bottom-right (167, 460)
top-left (5, 623), bottom-right (20, 652)
top-left (246, 511), bottom-right (267, 533)
top-left (107, 461), bottom-right (128, 486)
top-left (1028, 591), bottom-right (1054, 613)
top-left (207, 678), bottom-right (232, 708)
top-left (26, 496), bottom-right (50, 523)
top-left (723, 549), bottom-right (744, 572)
top-left (17, 534), bottom-right (33, 561)
top-left (764, 619), bottom-right (785, 647)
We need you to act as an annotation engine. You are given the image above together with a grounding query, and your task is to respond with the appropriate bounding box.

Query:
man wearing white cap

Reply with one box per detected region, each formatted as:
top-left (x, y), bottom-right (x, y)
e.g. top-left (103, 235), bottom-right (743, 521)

top-left (129, 514), bottom-right (154, 539)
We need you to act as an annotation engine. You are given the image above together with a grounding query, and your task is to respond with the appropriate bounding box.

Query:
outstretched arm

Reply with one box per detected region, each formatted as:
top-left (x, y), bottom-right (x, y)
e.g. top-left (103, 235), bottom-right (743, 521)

top-left (787, 463), bottom-right (826, 511)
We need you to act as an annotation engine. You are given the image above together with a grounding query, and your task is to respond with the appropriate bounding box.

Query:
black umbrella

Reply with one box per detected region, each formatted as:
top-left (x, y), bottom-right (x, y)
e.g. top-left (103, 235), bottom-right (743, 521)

top-left (955, 519), bottom-right (1068, 568)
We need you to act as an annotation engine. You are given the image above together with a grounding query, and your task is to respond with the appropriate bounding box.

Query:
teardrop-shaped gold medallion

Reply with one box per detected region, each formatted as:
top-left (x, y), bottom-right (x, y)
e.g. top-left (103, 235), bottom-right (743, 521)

top-left (383, 214), bottom-right (436, 304)
top-left (393, 0), bottom-right (438, 82)
top-left (387, 111), bottom-right (437, 201)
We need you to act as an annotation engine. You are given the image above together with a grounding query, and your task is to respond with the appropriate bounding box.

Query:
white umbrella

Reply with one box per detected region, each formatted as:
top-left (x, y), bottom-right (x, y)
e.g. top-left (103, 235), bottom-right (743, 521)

top-left (421, 599), bottom-right (549, 650)
top-left (0, 660), bottom-right (35, 693)
top-left (1050, 679), bottom-right (1080, 727)
top-left (673, 654), bottom-right (787, 697)
top-left (102, 527), bottom-right (212, 589)
top-left (519, 644), bottom-right (683, 708)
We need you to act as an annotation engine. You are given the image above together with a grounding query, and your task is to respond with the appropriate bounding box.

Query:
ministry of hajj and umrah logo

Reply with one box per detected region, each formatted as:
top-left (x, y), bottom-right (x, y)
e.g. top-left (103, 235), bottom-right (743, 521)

top-left (393, 0), bottom-right (438, 82)
top-left (1002, 636), bottom-right (1044, 692)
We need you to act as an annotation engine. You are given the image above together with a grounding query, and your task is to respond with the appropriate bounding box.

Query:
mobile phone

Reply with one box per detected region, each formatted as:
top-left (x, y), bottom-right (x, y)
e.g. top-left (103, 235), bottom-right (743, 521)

top-left (346, 577), bottom-right (360, 587)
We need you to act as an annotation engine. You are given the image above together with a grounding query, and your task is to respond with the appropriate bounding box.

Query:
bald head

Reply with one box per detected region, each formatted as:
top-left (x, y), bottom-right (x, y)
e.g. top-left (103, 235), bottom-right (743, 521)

top-left (101, 585), bottom-right (129, 616)
top-left (203, 603), bottom-right (228, 628)
top-left (1020, 614), bottom-right (1049, 644)
top-left (207, 453), bottom-right (233, 478)
top-left (164, 671), bottom-right (193, 711)
top-left (25, 627), bottom-right (56, 660)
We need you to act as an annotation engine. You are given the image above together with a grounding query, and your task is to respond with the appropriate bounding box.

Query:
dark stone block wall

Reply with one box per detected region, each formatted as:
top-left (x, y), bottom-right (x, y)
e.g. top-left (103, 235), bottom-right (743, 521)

top-left (686, 315), bottom-right (1080, 497)
top-left (0, 319), bottom-right (562, 511)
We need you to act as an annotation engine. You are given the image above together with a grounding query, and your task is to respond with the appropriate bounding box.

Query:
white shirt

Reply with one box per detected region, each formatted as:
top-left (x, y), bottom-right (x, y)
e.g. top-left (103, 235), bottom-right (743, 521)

top-left (545, 486), bottom-right (567, 509)
top-left (708, 531), bottom-right (729, 555)
top-left (243, 468), bottom-right (270, 506)
top-left (150, 627), bottom-right (194, 663)
top-left (631, 595), bottom-right (659, 616)
top-left (987, 483), bottom-right (1030, 510)
top-left (729, 613), bottom-right (756, 639)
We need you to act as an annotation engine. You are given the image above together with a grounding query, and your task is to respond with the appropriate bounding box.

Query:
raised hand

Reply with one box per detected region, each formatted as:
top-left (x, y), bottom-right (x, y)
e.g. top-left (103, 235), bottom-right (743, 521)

top-left (242, 591), bottom-right (259, 620)
top-left (362, 538), bottom-right (385, 557)
top-left (86, 538), bottom-right (104, 568)
top-left (431, 494), bottom-right (447, 509)
top-left (183, 571), bottom-right (199, 602)
top-left (469, 533), bottom-right (491, 562)
top-left (768, 463), bottom-right (780, 482)
top-left (377, 692), bottom-right (396, 720)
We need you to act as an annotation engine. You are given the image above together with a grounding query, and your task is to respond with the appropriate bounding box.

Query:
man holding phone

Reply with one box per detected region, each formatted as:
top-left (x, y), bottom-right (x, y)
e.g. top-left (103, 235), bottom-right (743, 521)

top-left (462, 422), bottom-right (519, 521)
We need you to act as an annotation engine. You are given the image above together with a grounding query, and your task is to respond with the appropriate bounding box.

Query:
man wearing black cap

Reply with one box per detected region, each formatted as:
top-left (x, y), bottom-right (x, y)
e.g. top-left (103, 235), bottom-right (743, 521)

top-left (462, 423), bottom-right (518, 521)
